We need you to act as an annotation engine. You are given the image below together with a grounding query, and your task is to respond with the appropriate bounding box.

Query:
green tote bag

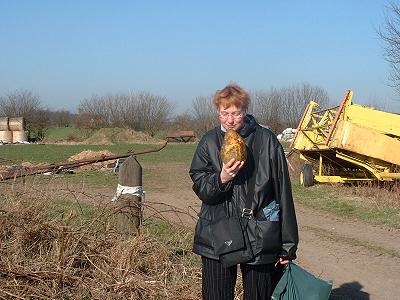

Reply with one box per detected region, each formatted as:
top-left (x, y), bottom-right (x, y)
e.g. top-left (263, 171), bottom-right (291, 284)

top-left (272, 263), bottom-right (333, 300)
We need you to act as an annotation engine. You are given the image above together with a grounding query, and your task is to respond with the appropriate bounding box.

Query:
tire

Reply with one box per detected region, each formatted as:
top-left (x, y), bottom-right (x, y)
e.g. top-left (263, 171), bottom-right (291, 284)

top-left (300, 163), bottom-right (314, 187)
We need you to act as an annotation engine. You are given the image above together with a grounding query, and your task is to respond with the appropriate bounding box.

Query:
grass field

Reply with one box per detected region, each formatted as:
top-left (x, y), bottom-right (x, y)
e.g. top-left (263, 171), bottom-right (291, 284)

top-left (0, 143), bottom-right (196, 165)
top-left (45, 127), bottom-right (83, 140)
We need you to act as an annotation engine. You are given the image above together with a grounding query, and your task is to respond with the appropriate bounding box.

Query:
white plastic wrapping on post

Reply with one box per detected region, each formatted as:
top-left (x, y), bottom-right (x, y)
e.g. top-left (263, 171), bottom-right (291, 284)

top-left (112, 184), bottom-right (145, 202)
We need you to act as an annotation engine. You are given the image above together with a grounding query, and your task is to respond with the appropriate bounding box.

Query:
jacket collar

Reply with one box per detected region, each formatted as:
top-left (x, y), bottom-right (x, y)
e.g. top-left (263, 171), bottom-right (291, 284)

top-left (219, 114), bottom-right (257, 138)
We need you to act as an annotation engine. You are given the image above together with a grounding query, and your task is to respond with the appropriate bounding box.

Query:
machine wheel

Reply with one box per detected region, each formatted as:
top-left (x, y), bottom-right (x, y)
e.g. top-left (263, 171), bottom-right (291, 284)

top-left (300, 163), bottom-right (314, 187)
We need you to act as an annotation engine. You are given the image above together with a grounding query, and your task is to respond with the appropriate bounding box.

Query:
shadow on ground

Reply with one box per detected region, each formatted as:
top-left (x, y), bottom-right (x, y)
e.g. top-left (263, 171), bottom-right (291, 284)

top-left (330, 281), bottom-right (370, 299)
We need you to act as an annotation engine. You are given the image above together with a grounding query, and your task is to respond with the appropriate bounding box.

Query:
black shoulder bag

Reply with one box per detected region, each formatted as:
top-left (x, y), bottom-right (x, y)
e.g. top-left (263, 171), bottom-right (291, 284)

top-left (213, 127), bottom-right (262, 267)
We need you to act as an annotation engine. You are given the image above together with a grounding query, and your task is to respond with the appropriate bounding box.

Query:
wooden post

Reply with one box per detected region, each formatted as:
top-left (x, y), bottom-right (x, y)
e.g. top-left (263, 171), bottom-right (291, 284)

top-left (114, 156), bottom-right (142, 234)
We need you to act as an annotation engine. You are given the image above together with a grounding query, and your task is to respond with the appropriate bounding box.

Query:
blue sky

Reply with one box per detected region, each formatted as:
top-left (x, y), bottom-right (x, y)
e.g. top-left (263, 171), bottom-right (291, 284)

top-left (1, 0), bottom-right (399, 114)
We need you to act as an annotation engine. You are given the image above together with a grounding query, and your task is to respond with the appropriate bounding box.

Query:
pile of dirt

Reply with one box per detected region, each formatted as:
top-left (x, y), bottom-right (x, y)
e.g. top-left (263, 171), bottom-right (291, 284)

top-left (83, 128), bottom-right (162, 145)
top-left (67, 150), bottom-right (116, 170)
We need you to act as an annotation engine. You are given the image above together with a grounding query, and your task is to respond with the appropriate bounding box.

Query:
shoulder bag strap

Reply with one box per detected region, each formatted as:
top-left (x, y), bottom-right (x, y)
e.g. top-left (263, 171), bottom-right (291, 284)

top-left (241, 126), bottom-right (262, 224)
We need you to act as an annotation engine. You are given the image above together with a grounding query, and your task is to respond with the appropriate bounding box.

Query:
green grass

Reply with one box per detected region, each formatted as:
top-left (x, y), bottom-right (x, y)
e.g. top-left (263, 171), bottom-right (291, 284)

top-left (0, 143), bottom-right (197, 165)
top-left (44, 127), bottom-right (98, 142)
top-left (36, 170), bottom-right (120, 188)
top-left (143, 217), bottom-right (191, 241)
top-left (292, 180), bottom-right (400, 229)
top-left (142, 217), bottom-right (201, 265)
top-left (48, 198), bottom-right (98, 223)
top-left (45, 127), bottom-right (80, 139)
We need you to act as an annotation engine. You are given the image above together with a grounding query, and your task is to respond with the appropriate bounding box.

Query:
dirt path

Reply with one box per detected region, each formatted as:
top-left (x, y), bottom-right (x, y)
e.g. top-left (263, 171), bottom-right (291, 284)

top-left (295, 206), bottom-right (400, 300)
top-left (145, 189), bottom-right (400, 300)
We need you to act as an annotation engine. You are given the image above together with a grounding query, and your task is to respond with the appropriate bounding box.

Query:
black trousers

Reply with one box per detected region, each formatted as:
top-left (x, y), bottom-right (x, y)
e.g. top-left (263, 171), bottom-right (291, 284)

top-left (202, 257), bottom-right (284, 300)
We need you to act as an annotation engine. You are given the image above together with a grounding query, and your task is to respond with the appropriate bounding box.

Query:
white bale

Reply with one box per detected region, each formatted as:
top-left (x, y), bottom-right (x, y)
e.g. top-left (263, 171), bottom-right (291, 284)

top-left (0, 117), bottom-right (9, 131)
top-left (8, 117), bottom-right (25, 131)
top-left (0, 130), bottom-right (13, 143)
top-left (12, 130), bottom-right (28, 143)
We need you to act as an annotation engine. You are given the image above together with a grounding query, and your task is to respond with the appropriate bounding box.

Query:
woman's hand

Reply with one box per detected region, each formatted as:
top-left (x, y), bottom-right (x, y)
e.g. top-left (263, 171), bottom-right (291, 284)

top-left (220, 158), bottom-right (245, 184)
top-left (278, 257), bottom-right (291, 265)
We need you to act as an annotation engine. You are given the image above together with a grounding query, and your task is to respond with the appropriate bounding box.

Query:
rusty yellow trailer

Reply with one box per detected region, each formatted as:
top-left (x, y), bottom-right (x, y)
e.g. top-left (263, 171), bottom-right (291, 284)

top-left (290, 90), bottom-right (400, 186)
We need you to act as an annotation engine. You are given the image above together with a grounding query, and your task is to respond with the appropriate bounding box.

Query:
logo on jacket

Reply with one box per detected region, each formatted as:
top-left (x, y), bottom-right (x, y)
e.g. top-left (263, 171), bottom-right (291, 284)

top-left (225, 240), bottom-right (233, 246)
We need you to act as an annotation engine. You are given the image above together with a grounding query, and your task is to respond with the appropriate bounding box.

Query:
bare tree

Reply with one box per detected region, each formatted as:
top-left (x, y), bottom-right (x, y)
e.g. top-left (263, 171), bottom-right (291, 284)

top-left (284, 82), bottom-right (330, 127)
top-left (0, 89), bottom-right (42, 118)
top-left (191, 96), bottom-right (219, 136)
top-left (252, 88), bottom-right (283, 132)
top-left (78, 95), bottom-right (109, 128)
top-left (252, 83), bottom-right (330, 133)
top-left (78, 93), bottom-right (132, 128)
top-left (48, 110), bottom-right (74, 127)
top-left (28, 109), bottom-right (50, 141)
top-left (170, 112), bottom-right (195, 131)
top-left (378, 1), bottom-right (400, 94)
top-left (136, 92), bottom-right (172, 136)
top-left (77, 91), bottom-right (172, 135)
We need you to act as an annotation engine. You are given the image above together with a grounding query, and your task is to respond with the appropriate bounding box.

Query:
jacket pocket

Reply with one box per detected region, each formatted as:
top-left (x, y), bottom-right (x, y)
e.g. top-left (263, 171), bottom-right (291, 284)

top-left (255, 220), bottom-right (282, 254)
top-left (194, 217), bottom-right (214, 250)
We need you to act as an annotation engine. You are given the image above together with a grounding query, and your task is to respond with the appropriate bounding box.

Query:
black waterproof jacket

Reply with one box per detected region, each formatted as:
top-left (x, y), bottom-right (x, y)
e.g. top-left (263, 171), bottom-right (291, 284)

top-left (189, 115), bottom-right (298, 265)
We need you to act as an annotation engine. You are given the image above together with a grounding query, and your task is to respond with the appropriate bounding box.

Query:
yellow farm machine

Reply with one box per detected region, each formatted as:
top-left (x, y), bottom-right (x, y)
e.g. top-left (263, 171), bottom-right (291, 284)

top-left (290, 90), bottom-right (400, 186)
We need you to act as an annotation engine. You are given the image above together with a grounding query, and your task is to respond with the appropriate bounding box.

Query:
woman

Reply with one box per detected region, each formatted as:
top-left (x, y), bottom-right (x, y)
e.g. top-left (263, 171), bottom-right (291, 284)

top-left (189, 84), bottom-right (299, 300)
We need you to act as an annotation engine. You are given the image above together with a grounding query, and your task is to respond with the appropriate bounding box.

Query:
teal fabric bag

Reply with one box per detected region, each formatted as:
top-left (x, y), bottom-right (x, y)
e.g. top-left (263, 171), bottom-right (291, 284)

top-left (272, 263), bottom-right (333, 300)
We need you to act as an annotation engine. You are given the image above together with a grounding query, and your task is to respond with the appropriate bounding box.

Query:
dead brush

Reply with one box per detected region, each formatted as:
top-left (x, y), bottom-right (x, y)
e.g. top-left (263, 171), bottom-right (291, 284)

top-left (348, 180), bottom-right (400, 208)
top-left (0, 180), bottom-right (202, 300)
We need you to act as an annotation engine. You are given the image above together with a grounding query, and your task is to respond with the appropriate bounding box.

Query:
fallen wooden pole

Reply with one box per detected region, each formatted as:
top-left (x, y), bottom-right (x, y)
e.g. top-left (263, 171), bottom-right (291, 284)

top-left (0, 141), bottom-right (167, 181)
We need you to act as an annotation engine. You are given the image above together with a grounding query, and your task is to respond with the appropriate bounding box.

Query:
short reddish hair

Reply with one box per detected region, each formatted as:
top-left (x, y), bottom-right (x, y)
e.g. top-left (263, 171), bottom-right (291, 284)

top-left (213, 83), bottom-right (250, 111)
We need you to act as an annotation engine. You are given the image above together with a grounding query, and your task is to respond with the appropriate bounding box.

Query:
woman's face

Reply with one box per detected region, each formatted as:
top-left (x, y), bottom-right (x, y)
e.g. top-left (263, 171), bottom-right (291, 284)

top-left (218, 104), bottom-right (245, 131)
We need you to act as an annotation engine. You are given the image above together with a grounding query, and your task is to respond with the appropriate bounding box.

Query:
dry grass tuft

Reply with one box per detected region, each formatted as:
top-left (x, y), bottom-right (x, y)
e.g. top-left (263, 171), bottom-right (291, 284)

top-left (347, 180), bottom-right (400, 208)
top-left (0, 183), bottom-right (201, 300)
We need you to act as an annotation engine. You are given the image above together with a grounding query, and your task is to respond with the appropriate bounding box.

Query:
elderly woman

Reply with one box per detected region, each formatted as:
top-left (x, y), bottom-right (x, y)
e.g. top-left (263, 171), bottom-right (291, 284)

top-left (189, 84), bottom-right (298, 300)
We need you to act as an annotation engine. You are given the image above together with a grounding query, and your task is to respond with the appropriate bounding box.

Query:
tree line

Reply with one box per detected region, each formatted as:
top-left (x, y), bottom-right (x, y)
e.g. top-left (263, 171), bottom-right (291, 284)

top-left (0, 83), bottom-right (330, 140)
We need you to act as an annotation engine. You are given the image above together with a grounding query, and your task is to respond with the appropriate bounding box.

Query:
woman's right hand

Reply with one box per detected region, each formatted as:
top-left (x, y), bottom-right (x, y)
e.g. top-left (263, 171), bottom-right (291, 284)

top-left (220, 158), bottom-right (244, 184)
